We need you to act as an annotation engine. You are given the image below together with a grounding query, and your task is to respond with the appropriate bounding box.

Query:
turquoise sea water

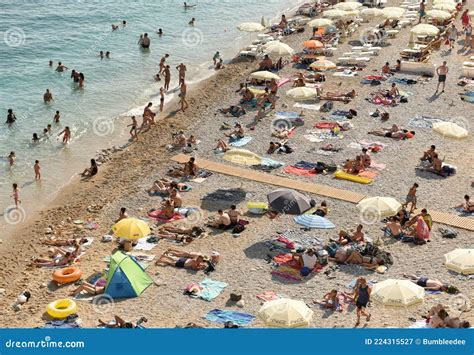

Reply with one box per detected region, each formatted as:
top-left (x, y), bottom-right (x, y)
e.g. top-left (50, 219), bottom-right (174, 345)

top-left (0, 0), bottom-right (301, 224)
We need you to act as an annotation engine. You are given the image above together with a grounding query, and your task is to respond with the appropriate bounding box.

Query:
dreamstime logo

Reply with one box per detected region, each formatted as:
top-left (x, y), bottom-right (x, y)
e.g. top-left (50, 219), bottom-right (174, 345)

top-left (4, 27), bottom-right (26, 47)
top-left (92, 117), bottom-right (115, 137)
top-left (3, 206), bottom-right (26, 225)
top-left (181, 28), bottom-right (203, 48)
top-left (359, 27), bottom-right (386, 46)
top-left (270, 117), bottom-right (292, 134)
top-left (92, 294), bottom-right (114, 314)
top-left (182, 206), bottom-right (205, 227)
top-left (359, 206), bottom-right (380, 225)
top-left (449, 294), bottom-right (471, 313)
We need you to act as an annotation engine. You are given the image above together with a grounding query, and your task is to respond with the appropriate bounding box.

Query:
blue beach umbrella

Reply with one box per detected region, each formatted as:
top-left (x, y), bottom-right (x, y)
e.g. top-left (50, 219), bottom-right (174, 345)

top-left (294, 214), bottom-right (335, 229)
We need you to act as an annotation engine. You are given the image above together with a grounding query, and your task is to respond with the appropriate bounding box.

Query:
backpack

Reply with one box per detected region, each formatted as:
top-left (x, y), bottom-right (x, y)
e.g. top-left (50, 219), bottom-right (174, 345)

top-left (232, 224), bottom-right (245, 234)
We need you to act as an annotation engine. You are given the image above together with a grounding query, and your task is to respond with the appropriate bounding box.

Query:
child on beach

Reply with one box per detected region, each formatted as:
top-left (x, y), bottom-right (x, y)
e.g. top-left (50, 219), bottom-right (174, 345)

top-left (34, 160), bottom-right (41, 180)
top-left (128, 116), bottom-right (138, 141)
top-left (403, 183), bottom-right (418, 213)
top-left (53, 111), bottom-right (60, 123)
top-left (11, 183), bottom-right (20, 208)
top-left (58, 126), bottom-right (71, 144)
top-left (7, 151), bottom-right (16, 166)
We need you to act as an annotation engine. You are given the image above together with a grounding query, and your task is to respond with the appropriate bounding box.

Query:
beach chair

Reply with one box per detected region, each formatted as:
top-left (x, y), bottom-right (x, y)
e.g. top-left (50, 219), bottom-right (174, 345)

top-left (337, 57), bottom-right (351, 65)
top-left (386, 30), bottom-right (399, 38)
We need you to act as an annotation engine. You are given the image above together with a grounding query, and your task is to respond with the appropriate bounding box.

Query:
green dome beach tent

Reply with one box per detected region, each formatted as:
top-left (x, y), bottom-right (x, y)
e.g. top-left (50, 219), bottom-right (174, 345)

top-left (105, 251), bottom-right (153, 298)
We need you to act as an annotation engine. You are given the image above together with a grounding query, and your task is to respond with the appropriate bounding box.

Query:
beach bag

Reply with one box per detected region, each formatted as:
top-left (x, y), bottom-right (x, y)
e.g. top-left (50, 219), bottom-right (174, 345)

top-left (439, 227), bottom-right (458, 239)
top-left (442, 165), bottom-right (455, 176)
top-left (400, 96), bottom-right (408, 103)
top-left (300, 267), bottom-right (311, 277)
top-left (320, 101), bottom-right (333, 112)
top-left (232, 224), bottom-right (245, 234)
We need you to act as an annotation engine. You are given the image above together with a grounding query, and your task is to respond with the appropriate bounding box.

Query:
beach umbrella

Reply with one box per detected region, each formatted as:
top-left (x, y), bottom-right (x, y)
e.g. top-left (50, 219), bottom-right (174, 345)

top-left (223, 149), bottom-right (262, 166)
top-left (258, 298), bottom-right (313, 328)
top-left (307, 18), bottom-right (334, 28)
top-left (286, 87), bottom-right (317, 100)
top-left (309, 58), bottom-right (336, 71)
top-left (433, 3), bottom-right (456, 12)
top-left (264, 42), bottom-right (294, 58)
top-left (372, 279), bottom-right (425, 308)
top-left (445, 249), bottom-right (474, 275)
top-left (357, 196), bottom-right (402, 219)
top-left (433, 0), bottom-right (456, 4)
top-left (237, 22), bottom-right (265, 32)
top-left (426, 9), bottom-right (452, 20)
top-left (432, 121), bottom-right (468, 139)
top-left (294, 214), bottom-right (335, 229)
top-left (344, 10), bottom-right (360, 18)
top-left (322, 9), bottom-right (348, 19)
top-left (360, 8), bottom-right (383, 19)
top-left (303, 39), bottom-right (325, 49)
top-left (249, 70), bottom-right (280, 81)
top-left (382, 7), bottom-right (406, 19)
top-left (334, 1), bottom-right (362, 11)
top-left (267, 188), bottom-right (312, 215)
top-left (111, 218), bottom-right (150, 240)
top-left (411, 24), bottom-right (440, 36)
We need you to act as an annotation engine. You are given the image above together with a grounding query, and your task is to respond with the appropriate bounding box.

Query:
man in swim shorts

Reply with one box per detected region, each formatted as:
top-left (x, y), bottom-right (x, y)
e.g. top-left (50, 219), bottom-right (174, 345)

top-left (435, 61), bottom-right (448, 94)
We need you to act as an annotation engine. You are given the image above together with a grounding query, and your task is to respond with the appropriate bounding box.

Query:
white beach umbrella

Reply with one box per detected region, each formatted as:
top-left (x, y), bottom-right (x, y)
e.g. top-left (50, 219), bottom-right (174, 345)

top-left (360, 8), bottom-right (383, 19)
top-left (258, 298), bottom-right (313, 328)
top-left (286, 87), bottom-right (317, 100)
top-left (307, 18), bottom-right (334, 28)
top-left (249, 71), bottom-right (280, 81)
top-left (411, 24), bottom-right (440, 36)
top-left (444, 249), bottom-right (474, 275)
top-left (357, 196), bottom-right (402, 219)
top-left (426, 9), bottom-right (452, 20)
top-left (263, 42), bottom-right (294, 58)
top-left (382, 7), bottom-right (406, 19)
top-left (237, 22), bottom-right (265, 32)
top-left (334, 1), bottom-right (362, 11)
top-left (432, 121), bottom-right (468, 139)
top-left (372, 280), bottom-right (425, 308)
top-left (433, 3), bottom-right (456, 12)
top-left (323, 9), bottom-right (348, 19)
top-left (433, 0), bottom-right (456, 4)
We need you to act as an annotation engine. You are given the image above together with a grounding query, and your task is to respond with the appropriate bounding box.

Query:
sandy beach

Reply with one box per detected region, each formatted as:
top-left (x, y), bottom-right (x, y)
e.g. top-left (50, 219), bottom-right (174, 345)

top-left (0, 0), bottom-right (473, 329)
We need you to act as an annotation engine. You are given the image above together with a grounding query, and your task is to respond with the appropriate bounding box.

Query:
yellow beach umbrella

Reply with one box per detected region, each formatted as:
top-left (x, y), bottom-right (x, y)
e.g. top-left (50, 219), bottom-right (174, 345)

top-left (445, 249), bottom-right (474, 275)
top-left (433, 121), bottom-right (468, 139)
top-left (307, 18), bottom-right (333, 28)
top-left (309, 58), bottom-right (336, 71)
top-left (357, 196), bottom-right (402, 219)
top-left (411, 24), bottom-right (440, 36)
top-left (382, 7), bottom-right (406, 19)
top-left (237, 22), bottom-right (265, 32)
top-left (112, 218), bottom-right (151, 240)
top-left (334, 1), bottom-right (362, 11)
top-left (223, 149), bottom-right (262, 166)
top-left (264, 42), bottom-right (294, 58)
top-left (323, 9), bottom-right (348, 19)
top-left (433, 3), bottom-right (456, 12)
top-left (258, 298), bottom-right (313, 328)
top-left (372, 279), bottom-right (425, 308)
top-left (249, 71), bottom-right (280, 81)
top-left (426, 9), bottom-right (452, 20)
top-left (360, 8), bottom-right (383, 19)
top-left (286, 87), bottom-right (317, 100)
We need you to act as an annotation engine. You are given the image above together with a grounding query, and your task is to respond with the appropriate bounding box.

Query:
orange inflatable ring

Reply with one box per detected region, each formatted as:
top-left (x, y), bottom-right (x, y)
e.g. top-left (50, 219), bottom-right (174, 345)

top-left (52, 267), bottom-right (82, 284)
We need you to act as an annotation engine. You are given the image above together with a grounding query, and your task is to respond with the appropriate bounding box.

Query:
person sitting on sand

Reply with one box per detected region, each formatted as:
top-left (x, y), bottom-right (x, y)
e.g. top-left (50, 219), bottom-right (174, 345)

top-left (258, 55), bottom-right (273, 71)
top-left (427, 305), bottom-right (449, 328)
top-left (69, 281), bottom-right (105, 297)
top-left (361, 148), bottom-right (371, 168)
top-left (214, 139), bottom-right (231, 152)
top-left (296, 248), bottom-right (318, 269)
top-left (385, 216), bottom-right (405, 238)
top-left (314, 289), bottom-right (340, 310)
top-left (169, 188), bottom-right (183, 209)
top-left (168, 157), bottom-right (198, 178)
top-left (344, 156), bottom-right (364, 174)
top-left (293, 73), bottom-right (306, 87)
top-left (381, 62), bottom-right (392, 75)
top-left (267, 141), bottom-right (293, 154)
top-left (115, 207), bottom-right (128, 223)
top-left (224, 123), bottom-right (245, 141)
top-left (405, 208), bottom-right (432, 232)
top-left (428, 153), bottom-right (443, 174)
top-left (207, 209), bottom-right (232, 229)
top-left (403, 274), bottom-right (459, 294)
top-left (313, 201), bottom-right (328, 217)
top-left (160, 199), bottom-right (176, 219)
top-left (454, 195), bottom-right (474, 213)
top-left (421, 145), bottom-right (436, 162)
top-left (80, 159), bottom-right (98, 177)
top-left (228, 205), bottom-right (242, 225)
top-left (352, 224), bottom-right (365, 243)
top-left (173, 131), bottom-right (187, 147)
top-left (271, 127), bottom-right (294, 139)
top-left (30, 244), bottom-right (81, 267)
top-left (240, 88), bottom-right (255, 103)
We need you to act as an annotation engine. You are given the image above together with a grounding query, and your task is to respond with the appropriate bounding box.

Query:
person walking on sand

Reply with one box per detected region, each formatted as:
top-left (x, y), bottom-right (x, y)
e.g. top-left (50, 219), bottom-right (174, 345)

top-left (159, 54), bottom-right (169, 74)
top-left (164, 65), bottom-right (171, 91)
top-left (34, 160), bottom-right (41, 180)
top-left (213, 51), bottom-right (221, 66)
top-left (11, 183), bottom-right (21, 208)
top-left (176, 63), bottom-right (187, 86)
top-left (58, 126), bottom-right (71, 144)
top-left (447, 23), bottom-right (458, 50)
top-left (353, 277), bottom-right (371, 327)
top-left (160, 87), bottom-right (165, 112)
top-left (418, 0), bottom-right (426, 24)
top-left (403, 183), bottom-right (418, 213)
top-left (179, 82), bottom-right (188, 112)
top-left (128, 115), bottom-right (139, 141)
top-left (43, 89), bottom-right (53, 103)
top-left (435, 61), bottom-right (448, 94)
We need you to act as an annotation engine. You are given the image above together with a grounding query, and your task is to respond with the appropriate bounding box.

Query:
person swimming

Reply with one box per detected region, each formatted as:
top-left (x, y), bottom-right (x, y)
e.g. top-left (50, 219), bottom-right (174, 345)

top-left (189, 17), bottom-right (196, 26)
top-left (183, 2), bottom-right (196, 8)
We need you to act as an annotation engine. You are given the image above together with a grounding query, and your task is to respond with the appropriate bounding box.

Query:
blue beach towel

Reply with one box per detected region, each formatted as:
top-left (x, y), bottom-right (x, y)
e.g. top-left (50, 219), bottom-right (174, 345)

top-left (293, 160), bottom-right (318, 170)
top-left (204, 309), bottom-right (255, 326)
top-left (260, 157), bottom-right (285, 168)
top-left (229, 136), bottom-right (252, 147)
top-left (191, 278), bottom-right (228, 302)
top-left (275, 111), bottom-right (300, 119)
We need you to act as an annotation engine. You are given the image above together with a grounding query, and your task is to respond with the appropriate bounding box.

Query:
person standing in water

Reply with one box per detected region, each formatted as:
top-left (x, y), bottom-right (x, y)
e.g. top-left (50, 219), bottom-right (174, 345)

top-left (179, 82), bottom-right (188, 112)
top-left (159, 54), bottom-right (169, 74)
top-left (43, 89), bottom-right (53, 103)
top-left (6, 109), bottom-right (16, 124)
top-left (11, 183), bottom-right (21, 208)
top-left (176, 63), bottom-right (187, 86)
top-left (213, 51), bottom-right (221, 66)
top-left (34, 160), bottom-right (41, 180)
top-left (141, 33), bottom-right (150, 48)
top-left (7, 151), bottom-right (16, 166)
top-left (55, 62), bottom-right (68, 72)
top-left (58, 126), bottom-right (71, 144)
top-left (160, 87), bottom-right (165, 112)
top-left (53, 111), bottom-right (60, 123)
top-left (164, 65), bottom-right (171, 91)
top-left (128, 115), bottom-right (139, 141)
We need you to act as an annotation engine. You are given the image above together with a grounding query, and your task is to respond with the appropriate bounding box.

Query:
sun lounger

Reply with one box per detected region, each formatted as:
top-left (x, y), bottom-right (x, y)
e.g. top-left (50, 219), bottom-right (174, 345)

top-left (463, 62), bottom-right (474, 67)
top-left (400, 61), bottom-right (435, 76)
top-left (462, 66), bottom-right (474, 79)
top-left (386, 30), bottom-right (399, 38)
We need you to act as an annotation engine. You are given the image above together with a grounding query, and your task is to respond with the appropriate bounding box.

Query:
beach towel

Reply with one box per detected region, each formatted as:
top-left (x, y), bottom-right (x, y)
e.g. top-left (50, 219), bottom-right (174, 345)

top-left (271, 266), bottom-right (303, 282)
top-left (273, 253), bottom-right (295, 265)
top-left (314, 122), bottom-right (339, 129)
top-left (346, 279), bottom-right (377, 289)
top-left (294, 103), bottom-right (321, 111)
top-left (256, 291), bottom-right (280, 302)
top-left (44, 317), bottom-right (82, 329)
top-left (389, 77), bottom-right (417, 85)
top-left (274, 111), bottom-right (300, 120)
top-left (304, 134), bottom-right (324, 143)
top-left (204, 309), bottom-right (255, 326)
top-left (358, 171), bottom-right (378, 179)
top-left (409, 320), bottom-right (431, 329)
top-left (189, 278), bottom-right (228, 301)
top-left (229, 136), bottom-right (253, 147)
top-left (134, 237), bottom-right (158, 251)
top-left (407, 115), bottom-right (446, 129)
top-left (333, 71), bottom-right (357, 77)
top-left (147, 210), bottom-right (183, 222)
top-left (277, 78), bottom-right (290, 87)
top-left (283, 166), bottom-right (317, 177)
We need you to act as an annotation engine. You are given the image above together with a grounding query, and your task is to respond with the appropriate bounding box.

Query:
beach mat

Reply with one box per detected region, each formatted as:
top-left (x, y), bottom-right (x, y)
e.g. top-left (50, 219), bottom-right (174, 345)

top-left (204, 309), bottom-right (255, 326)
top-left (230, 136), bottom-right (252, 147)
top-left (283, 166), bottom-right (317, 177)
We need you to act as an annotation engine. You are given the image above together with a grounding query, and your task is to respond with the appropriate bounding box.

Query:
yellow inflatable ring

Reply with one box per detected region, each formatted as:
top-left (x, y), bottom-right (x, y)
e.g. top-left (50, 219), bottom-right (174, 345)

top-left (46, 298), bottom-right (77, 319)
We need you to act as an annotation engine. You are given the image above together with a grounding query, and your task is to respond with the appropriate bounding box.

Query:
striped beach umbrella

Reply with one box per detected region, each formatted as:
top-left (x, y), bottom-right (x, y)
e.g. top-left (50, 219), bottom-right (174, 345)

top-left (294, 214), bottom-right (335, 229)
